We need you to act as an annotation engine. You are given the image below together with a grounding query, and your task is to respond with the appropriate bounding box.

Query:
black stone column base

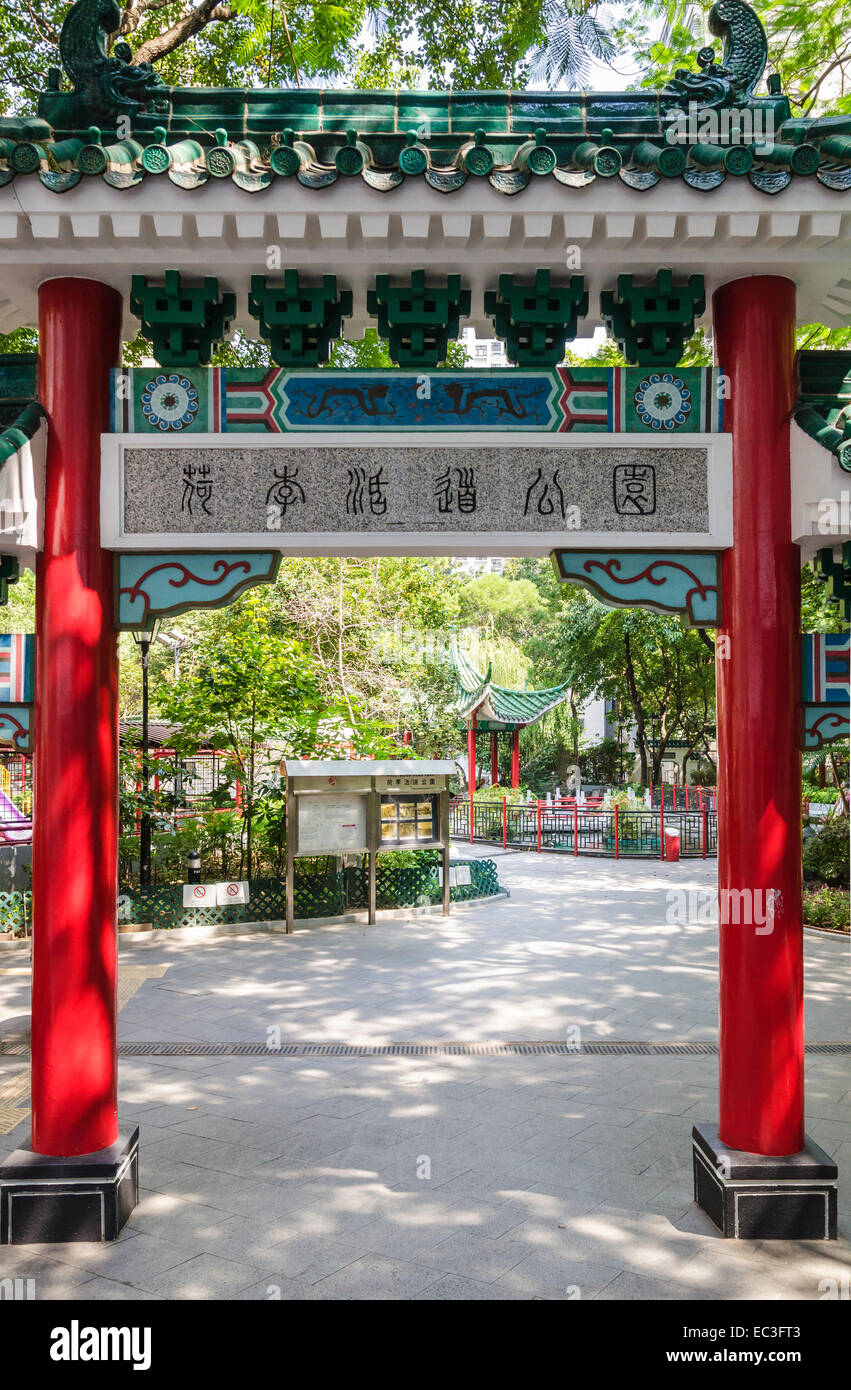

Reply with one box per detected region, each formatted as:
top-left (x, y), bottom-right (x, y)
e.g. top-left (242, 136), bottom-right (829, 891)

top-left (0, 1127), bottom-right (138, 1244)
top-left (692, 1123), bottom-right (837, 1240)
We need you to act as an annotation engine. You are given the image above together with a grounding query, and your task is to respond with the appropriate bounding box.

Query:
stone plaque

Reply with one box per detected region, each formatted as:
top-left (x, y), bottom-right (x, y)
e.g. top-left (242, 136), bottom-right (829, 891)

top-left (102, 433), bottom-right (732, 555)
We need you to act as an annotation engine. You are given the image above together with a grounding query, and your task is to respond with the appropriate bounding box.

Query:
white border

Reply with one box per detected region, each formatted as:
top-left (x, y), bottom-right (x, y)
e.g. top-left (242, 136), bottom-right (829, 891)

top-left (101, 431), bottom-right (733, 556)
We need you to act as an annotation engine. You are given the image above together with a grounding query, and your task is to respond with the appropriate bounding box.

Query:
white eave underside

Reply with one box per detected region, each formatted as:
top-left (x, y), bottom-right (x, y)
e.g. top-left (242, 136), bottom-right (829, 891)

top-left (0, 177), bottom-right (848, 335)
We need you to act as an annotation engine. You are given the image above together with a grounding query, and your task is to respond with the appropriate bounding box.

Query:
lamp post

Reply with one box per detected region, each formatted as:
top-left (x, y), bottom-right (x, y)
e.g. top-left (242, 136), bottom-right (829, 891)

top-left (131, 620), bottom-right (161, 887)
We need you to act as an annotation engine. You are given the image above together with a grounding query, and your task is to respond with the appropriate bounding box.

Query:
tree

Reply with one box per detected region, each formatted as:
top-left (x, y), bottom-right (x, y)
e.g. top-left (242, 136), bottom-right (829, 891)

top-left (159, 592), bottom-right (366, 876)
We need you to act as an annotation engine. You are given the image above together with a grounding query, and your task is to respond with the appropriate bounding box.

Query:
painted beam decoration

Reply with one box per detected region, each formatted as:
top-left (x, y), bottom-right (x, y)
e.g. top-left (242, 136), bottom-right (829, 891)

top-left (101, 434), bottom-right (733, 558)
top-left (116, 553), bottom-right (281, 631)
top-left (551, 551), bottom-right (720, 627)
top-left (0, 633), bottom-right (35, 752)
top-left (801, 631), bottom-right (850, 749)
top-left (0, 633), bottom-right (34, 701)
top-left (112, 367), bottom-right (725, 436)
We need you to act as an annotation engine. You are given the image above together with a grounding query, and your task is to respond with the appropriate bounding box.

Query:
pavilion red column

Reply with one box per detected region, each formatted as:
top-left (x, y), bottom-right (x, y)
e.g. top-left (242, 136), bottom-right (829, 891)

top-left (714, 277), bottom-right (803, 1157)
top-left (467, 715), bottom-right (477, 791)
top-left (490, 732), bottom-right (499, 786)
top-left (511, 728), bottom-right (520, 789)
top-left (32, 279), bottom-right (122, 1156)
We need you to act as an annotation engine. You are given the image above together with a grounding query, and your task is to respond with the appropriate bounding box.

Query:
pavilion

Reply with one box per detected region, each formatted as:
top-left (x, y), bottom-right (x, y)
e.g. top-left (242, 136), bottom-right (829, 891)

top-left (450, 642), bottom-right (571, 790)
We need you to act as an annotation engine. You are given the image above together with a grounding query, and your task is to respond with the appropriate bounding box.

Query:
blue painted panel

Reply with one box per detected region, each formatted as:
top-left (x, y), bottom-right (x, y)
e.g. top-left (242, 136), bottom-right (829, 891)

top-left (117, 553), bottom-right (280, 630)
top-left (0, 703), bottom-right (32, 752)
top-left (553, 551), bottom-right (719, 627)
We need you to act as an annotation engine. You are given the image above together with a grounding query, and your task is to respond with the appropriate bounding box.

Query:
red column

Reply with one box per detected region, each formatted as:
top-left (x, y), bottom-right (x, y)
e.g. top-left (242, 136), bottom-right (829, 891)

top-left (511, 728), bottom-right (520, 789)
top-left (714, 277), bottom-right (803, 1157)
top-left (32, 279), bottom-right (122, 1156)
top-left (467, 713), bottom-right (476, 844)
top-left (490, 731), bottom-right (499, 786)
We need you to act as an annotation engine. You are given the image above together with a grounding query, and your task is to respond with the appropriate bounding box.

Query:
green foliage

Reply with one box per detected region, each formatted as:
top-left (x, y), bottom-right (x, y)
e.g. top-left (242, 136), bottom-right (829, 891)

top-left (472, 783), bottom-right (533, 803)
top-left (803, 815), bottom-right (851, 887)
top-left (802, 884), bottom-right (850, 931)
top-left (802, 784), bottom-right (842, 804)
top-left (579, 737), bottom-right (620, 785)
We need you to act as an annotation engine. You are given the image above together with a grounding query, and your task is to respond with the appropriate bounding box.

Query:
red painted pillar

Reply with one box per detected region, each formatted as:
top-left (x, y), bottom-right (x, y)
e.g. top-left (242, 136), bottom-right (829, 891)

top-left (511, 727), bottom-right (520, 789)
top-left (490, 731), bottom-right (499, 786)
top-left (714, 277), bottom-right (803, 1157)
top-left (467, 713), bottom-right (476, 844)
top-left (32, 279), bottom-right (122, 1156)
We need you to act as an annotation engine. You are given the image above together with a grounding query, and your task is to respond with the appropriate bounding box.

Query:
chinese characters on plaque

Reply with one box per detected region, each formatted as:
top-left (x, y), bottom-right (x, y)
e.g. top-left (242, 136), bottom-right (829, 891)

top-left (131, 444), bottom-right (691, 540)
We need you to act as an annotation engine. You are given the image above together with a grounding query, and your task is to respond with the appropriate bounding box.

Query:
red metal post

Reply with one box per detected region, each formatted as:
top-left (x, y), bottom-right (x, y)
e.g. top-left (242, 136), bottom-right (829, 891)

top-left (714, 276), bottom-right (803, 1156)
top-left (701, 805), bottom-right (707, 860)
top-left (536, 799), bottom-right (542, 853)
top-left (573, 801), bottom-right (579, 857)
top-left (659, 796), bottom-right (665, 861)
top-left (614, 801), bottom-right (619, 859)
top-left (490, 731), bottom-right (499, 787)
top-left (511, 727), bottom-right (520, 789)
top-left (32, 279), bottom-right (122, 1156)
top-left (468, 714), bottom-right (476, 844)
top-left (502, 796), bottom-right (507, 850)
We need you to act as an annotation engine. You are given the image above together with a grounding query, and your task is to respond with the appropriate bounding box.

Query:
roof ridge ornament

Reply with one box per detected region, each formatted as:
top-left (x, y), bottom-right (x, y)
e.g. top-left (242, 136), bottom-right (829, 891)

top-left (58, 0), bottom-right (167, 118)
top-left (667, 0), bottom-right (768, 109)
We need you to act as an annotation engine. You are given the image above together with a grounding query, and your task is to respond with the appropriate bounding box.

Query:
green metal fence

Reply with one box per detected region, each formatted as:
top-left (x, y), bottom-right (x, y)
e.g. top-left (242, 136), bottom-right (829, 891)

top-left (0, 856), bottom-right (501, 935)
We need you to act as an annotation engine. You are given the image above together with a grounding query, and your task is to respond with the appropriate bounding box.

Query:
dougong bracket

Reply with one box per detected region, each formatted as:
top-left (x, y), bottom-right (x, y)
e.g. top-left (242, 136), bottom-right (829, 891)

top-left (601, 270), bottom-right (706, 368)
top-left (130, 272), bottom-right (236, 368)
top-left (484, 271), bottom-right (589, 368)
top-left (248, 273), bottom-right (353, 368)
top-left (367, 271), bottom-right (471, 368)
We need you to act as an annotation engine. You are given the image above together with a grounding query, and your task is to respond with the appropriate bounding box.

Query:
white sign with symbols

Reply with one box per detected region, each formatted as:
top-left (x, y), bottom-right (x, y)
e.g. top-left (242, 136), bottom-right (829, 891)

top-left (216, 880), bottom-right (250, 905)
top-left (438, 865), bottom-right (472, 888)
top-left (297, 792), bottom-right (369, 855)
top-left (183, 884), bottom-right (217, 907)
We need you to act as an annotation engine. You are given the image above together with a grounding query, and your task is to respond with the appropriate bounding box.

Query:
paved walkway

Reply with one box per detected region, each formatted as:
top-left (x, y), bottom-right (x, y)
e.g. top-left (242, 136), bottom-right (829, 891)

top-left (0, 851), bottom-right (848, 1300)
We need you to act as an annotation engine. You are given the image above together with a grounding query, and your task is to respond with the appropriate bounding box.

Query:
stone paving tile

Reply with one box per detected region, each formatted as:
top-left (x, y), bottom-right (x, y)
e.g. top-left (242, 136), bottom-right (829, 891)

top-left (309, 1254), bottom-right (447, 1300)
top-left (146, 1253), bottom-right (287, 1300)
top-left (26, 1233), bottom-right (198, 1286)
top-left (594, 1270), bottom-right (717, 1301)
top-left (498, 1252), bottom-right (625, 1300)
top-left (65, 1279), bottom-right (164, 1301)
top-left (0, 1256), bottom-right (99, 1297)
top-left (408, 1230), bottom-right (535, 1282)
top-left (3, 851), bottom-right (848, 1302)
top-left (125, 1191), bottom-right (236, 1245)
top-left (412, 1273), bottom-right (528, 1300)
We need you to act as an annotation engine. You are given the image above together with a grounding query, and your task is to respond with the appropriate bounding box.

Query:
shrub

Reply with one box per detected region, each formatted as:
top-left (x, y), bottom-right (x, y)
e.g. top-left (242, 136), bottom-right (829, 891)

top-left (802, 885), bottom-right (850, 932)
top-left (802, 815), bottom-right (850, 887)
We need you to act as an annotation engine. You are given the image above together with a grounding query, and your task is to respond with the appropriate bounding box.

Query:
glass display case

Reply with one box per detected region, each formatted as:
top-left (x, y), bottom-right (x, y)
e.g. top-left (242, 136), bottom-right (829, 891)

top-left (379, 794), bottom-right (439, 845)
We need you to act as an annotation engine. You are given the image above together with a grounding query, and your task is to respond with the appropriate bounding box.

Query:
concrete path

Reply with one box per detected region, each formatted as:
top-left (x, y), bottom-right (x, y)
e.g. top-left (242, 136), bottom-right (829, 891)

top-left (0, 851), bottom-right (848, 1300)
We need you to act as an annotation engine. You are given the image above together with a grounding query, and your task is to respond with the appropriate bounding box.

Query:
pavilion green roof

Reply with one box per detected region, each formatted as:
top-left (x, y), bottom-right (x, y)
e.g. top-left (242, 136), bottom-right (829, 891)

top-left (1, 1), bottom-right (849, 198)
top-left (451, 642), bottom-right (570, 730)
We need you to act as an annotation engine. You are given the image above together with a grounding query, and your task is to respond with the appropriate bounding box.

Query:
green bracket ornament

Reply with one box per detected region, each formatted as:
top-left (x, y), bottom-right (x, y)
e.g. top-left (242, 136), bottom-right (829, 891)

top-left (130, 271), bottom-right (236, 368)
top-left (367, 270), bottom-right (471, 368)
top-left (601, 269), bottom-right (706, 367)
top-left (814, 544), bottom-right (851, 624)
top-left (248, 272), bottom-right (353, 368)
top-left (0, 557), bottom-right (19, 606)
top-left (484, 270), bottom-right (589, 367)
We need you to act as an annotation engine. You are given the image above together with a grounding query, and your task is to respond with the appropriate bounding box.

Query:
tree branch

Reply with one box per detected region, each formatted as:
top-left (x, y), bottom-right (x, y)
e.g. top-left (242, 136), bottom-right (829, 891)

top-left (131, 0), bottom-right (235, 66)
